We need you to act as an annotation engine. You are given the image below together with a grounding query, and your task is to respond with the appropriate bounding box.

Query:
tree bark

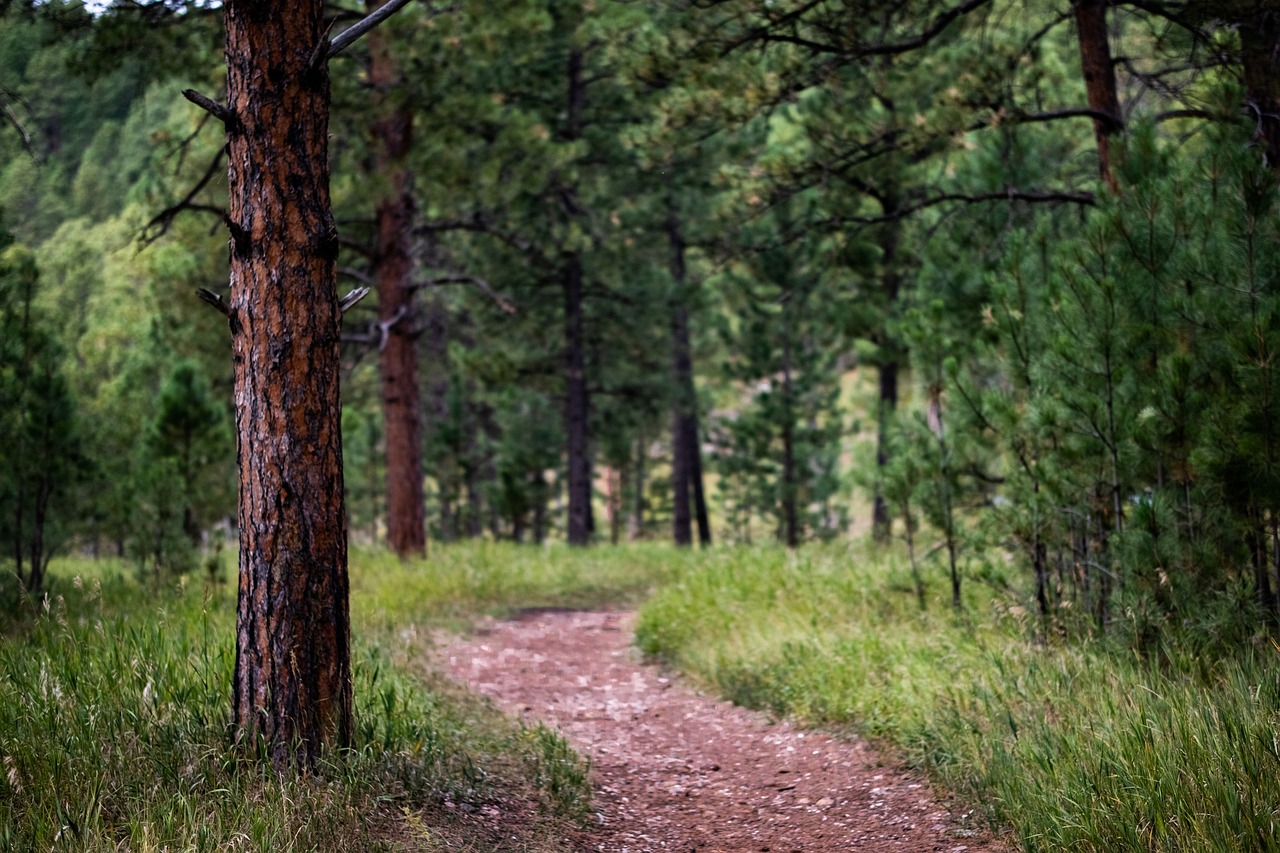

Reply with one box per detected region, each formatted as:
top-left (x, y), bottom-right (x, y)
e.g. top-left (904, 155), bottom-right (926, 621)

top-left (368, 3), bottom-right (426, 558)
top-left (223, 0), bottom-right (352, 769)
top-left (1073, 0), bottom-right (1122, 189)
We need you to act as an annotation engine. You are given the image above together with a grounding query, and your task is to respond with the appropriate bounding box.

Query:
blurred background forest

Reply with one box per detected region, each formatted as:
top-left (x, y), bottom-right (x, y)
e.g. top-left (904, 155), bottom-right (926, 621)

top-left (5, 0), bottom-right (1280, 642)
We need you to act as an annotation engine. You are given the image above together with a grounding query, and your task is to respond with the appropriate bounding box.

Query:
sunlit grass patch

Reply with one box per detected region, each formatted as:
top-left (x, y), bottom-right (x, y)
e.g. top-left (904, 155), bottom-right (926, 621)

top-left (350, 540), bottom-right (693, 632)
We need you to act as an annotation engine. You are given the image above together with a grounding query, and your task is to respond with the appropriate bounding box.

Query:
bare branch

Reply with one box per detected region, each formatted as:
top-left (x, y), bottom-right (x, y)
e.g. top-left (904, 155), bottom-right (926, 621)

top-left (726, 0), bottom-right (993, 59)
top-left (182, 88), bottom-right (234, 126)
top-left (196, 287), bottom-right (231, 318)
top-left (338, 235), bottom-right (376, 260)
top-left (326, 0), bottom-right (415, 59)
top-left (836, 188), bottom-right (1096, 225)
top-left (1, 91), bottom-right (32, 154)
top-left (340, 286), bottom-right (370, 314)
top-left (377, 305), bottom-right (408, 351)
top-left (143, 149), bottom-right (227, 244)
top-left (339, 266), bottom-right (374, 285)
top-left (416, 214), bottom-right (533, 252)
top-left (407, 274), bottom-right (517, 314)
top-left (1154, 108), bottom-right (1218, 122)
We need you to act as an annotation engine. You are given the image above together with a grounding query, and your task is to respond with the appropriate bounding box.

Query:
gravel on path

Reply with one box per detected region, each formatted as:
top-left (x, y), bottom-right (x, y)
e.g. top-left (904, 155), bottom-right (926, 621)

top-left (440, 609), bottom-right (1005, 853)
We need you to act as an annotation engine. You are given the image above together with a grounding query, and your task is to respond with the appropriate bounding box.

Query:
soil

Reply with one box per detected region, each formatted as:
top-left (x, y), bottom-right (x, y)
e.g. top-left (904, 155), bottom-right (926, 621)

top-left (438, 609), bottom-right (1005, 853)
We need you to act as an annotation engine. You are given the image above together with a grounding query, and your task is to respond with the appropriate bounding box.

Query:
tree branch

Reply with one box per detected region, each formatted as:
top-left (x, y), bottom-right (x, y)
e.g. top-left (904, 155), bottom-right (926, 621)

top-left (143, 149), bottom-right (227, 244)
top-left (181, 88), bottom-right (234, 127)
top-left (836, 188), bottom-right (1096, 225)
top-left (326, 0), bottom-right (416, 59)
top-left (1, 88), bottom-right (32, 154)
top-left (722, 0), bottom-right (990, 60)
top-left (406, 274), bottom-right (516, 314)
top-left (340, 287), bottom-right (370, 314)
top-left (196, 287), bottom-right (231, 318)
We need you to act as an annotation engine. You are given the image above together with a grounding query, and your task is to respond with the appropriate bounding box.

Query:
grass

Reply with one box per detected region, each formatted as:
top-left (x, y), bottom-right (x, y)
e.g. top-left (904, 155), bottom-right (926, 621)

top-left (11, 539), bottom-right (1274, 851)
top-left (635, 542), bottom-right (1280, 853)
top-left (0, 542), bottom-right (679, 852)
top-left (350, 540), bottom-right (693, 631)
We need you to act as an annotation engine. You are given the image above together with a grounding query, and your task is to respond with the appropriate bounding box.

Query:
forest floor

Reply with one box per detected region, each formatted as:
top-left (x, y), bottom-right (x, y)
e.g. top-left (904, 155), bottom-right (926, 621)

top-left (437, 609), bottom-right (1006, 853)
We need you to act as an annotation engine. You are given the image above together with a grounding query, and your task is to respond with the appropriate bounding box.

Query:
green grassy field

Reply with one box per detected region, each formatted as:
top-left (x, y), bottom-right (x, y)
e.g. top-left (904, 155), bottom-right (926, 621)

top-left (636, 543), bottom-right (1280, 852)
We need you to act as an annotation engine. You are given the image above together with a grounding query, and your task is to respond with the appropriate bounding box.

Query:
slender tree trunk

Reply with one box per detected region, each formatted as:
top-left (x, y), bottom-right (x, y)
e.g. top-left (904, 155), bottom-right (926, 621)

top-left (781, 326), bottom-right (799, 548)
top-left (421, 294), bottom-right (453, 540)
top-left (629, 433), bottom-right (646, 540)
top-left (532, 471), bottom-right (548, 544)
top-left (872, 209), bottom-right (903, 542)
top-left (670, 248), bottom-right (693, 546)
top-left (1073, 0), bottom-right (1122, 189)
top-left (1241, 6), bottom-right (1280, 173)
top-left (667, 199), bottom-right (711, 548)
top-left (689, 420), bottom-right (711, 545)
top-left (223, 0), bottom-right (352, 769)
top-left (367, 7), bottom-right (426, 558)
top-left (28, 385), bottom-right (52, 595)
top-left (11, 492), bottom-right (23, 588)
top-left (465, 430), bottom-right (485, 539)
top-left (872, 360), bottom-right (898, 541)
top-left (564, 253), bottom-right (592, 545)
top-left (560, 46), bottom-right (593, 547)
top-left (607, 467), bottom-right (622, 545)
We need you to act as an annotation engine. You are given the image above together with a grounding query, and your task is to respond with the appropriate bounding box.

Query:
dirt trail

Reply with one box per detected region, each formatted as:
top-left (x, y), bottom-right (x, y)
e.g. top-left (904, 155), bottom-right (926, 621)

top-left (439, 610), bottom-right (1002, 853)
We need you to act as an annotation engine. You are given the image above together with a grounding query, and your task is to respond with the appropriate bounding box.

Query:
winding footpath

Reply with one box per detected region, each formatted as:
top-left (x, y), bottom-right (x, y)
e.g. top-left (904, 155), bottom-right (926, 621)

top-left (440, 610), bottom-right (1005, 853)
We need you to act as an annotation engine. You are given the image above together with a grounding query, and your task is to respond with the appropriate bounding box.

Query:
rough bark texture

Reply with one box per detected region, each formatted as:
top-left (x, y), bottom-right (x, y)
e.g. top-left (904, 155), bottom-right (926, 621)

top-left (1241, 6), bottom-right (1280, 174)
top-left (368, 4), bottom-right (426, 558)
top-left (1073, 0), bottom-right (1122, 189)
top-left (224, 0), bottom-right (352, 769)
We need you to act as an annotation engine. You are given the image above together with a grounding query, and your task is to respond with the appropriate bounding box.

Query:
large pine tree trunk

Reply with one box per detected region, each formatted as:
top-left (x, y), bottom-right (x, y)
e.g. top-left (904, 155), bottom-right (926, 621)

top-left (224, 0), bottom-right (352, 769)
top-left (1073, 0), bottom-right (1122, 189)
top-left (369, 5), bottom-right (426, 558)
